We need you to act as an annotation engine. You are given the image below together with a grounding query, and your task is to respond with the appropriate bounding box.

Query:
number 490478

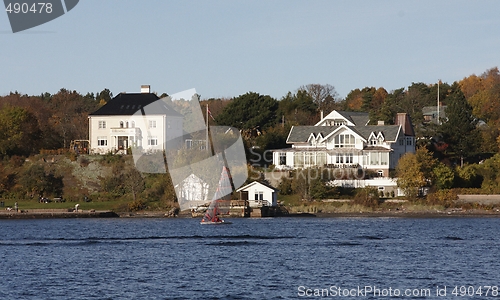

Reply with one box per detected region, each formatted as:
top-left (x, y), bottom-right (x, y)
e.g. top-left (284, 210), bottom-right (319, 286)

top-left (5, 3), bottom-right (53, 14)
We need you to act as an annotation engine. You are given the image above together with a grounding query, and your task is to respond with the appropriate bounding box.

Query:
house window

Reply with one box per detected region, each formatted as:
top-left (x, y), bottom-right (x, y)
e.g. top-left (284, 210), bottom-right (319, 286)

top-left (399, 138), bottom-right (404, 145)
top-left (377, 170), bottom-right (384, 177)
top-left (254, 191), bottom-right (263, 201)
top-left (334, 134), bottom-right (355, 148)
top-left (304, 152), bottom-right (314, 166)
top-left (148, 136), bottom-right (158, 146)
top-left (120, 121), bottom-right (124, 128)
top-left (336, 153), bottom-right (354, 164)
top-left (381, 153), bottom-right (388, 165)
top-left (279, 153), bottom-right (286, 165)
top-left (186, 139), bottom-right (193, 149)
top-left (97, 136), bottom-right (107, 147)
top-left (149, 120), bottom-right (157, 129)
top-left (98, 121), bottom-right (106, 129)
top-left (370, 152), bottom-right (380, 165)
top-left (317, 152), bottom-right (326, 166)
top-left (406, 137), bottom-right (413, 146)
top-left (131, 121), bottom-right (135, 128)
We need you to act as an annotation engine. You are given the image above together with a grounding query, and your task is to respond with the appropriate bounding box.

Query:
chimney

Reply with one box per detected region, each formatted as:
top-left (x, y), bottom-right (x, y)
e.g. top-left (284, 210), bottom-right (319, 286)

top-left (141, 85), bottom-right (150, 94)
top-left (396, 113), bottom-right (415, 136)
top-left (377, 120), bottom-right (384, 126)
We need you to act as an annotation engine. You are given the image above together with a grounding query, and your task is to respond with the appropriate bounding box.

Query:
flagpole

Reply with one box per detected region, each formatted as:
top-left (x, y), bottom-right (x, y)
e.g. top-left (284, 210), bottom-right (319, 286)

top-left (206, 103), bottom-right (209, 152)
top-left (437, 80), bottom-right (440, 125)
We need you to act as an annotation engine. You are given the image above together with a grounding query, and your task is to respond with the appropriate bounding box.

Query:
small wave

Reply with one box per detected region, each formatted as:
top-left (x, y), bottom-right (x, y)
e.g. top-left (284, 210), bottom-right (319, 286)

top-left (355, 235), bottom-right (387, 240)
top-left (205, 241), bottom-right (261, 246)
top-left (328, 241), bottom-right (363, 246)
top-left (443, 236), bottom-right (464, 241)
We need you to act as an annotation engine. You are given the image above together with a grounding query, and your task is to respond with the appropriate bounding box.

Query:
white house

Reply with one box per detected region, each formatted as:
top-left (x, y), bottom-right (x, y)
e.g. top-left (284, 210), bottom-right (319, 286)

top-left (174, 173), bottom-right (210, 208)
top-left (272, 110), bottom-right (415, 178)
top-left (236, 181), bottom-right (278, 208)
top-left (88, 85), bottom-right (183, 154)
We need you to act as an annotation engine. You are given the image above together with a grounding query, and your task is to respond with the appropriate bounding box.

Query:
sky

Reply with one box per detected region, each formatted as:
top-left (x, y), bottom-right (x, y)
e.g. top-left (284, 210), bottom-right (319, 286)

top-left (1, 0), bottom-right (499, 100)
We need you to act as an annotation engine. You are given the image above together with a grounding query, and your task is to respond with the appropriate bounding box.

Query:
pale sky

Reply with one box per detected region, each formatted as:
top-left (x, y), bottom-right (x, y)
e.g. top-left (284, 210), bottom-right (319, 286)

top-left (1, 0), bottom-right (499, 100)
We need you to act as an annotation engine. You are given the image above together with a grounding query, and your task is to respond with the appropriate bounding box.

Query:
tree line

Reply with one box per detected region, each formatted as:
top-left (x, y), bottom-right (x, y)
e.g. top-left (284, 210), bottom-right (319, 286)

top-left (1, 67), bottom-right (500, 204)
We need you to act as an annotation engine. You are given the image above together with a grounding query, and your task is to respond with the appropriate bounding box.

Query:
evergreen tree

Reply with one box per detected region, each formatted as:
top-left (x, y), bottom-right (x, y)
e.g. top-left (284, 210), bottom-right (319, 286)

top-left (438, 82), bottom-right (480, 165)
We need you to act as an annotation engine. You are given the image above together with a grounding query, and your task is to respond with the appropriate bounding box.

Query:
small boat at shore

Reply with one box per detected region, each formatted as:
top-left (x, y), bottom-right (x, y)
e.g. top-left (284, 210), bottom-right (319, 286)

top-left (200, 166), bottom-right (232, 225)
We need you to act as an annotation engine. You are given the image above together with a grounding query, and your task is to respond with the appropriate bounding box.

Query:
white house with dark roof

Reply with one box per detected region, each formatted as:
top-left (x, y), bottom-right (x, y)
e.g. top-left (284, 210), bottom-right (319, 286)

top-left (88, 85), bottom-right (183, 154)
top-left (236, 181), bottom-right (278, 208)
top-left (272, 110), bottom-right (415, 178)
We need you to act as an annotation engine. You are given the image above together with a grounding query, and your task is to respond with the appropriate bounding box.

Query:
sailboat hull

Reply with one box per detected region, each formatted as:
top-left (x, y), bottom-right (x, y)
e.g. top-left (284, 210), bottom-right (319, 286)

top-left (200, 220), bottom-right (232, 225)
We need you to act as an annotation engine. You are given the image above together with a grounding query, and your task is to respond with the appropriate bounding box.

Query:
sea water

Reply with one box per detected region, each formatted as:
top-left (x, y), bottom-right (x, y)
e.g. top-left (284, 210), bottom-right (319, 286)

top-left (0, 217), bottom-right (499, 299)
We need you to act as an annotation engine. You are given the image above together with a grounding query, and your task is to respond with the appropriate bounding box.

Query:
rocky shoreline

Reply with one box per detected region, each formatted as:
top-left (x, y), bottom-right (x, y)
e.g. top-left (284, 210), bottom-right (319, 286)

top-left (0, 209), bottom-right (119, 219)
top-left (1, 207), bottom-right (499, 219)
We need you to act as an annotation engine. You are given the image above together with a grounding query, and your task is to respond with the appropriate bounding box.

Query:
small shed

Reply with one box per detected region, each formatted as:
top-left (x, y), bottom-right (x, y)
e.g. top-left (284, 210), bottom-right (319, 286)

top-left (236, 181), bottom-right (278, 208)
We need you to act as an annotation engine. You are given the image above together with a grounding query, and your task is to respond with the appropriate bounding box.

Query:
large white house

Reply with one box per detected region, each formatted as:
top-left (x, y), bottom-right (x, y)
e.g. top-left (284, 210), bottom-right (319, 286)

top-left (272, 110), bottom-right (415, 177)
top-left (88, 85), bottom-right (183, 154)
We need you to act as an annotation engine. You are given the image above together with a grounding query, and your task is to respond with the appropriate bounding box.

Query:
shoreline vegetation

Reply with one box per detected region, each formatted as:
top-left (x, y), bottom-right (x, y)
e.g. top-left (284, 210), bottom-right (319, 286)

top-left (1, 154), bottom-right (500, 220)
top-left (1, 198), bottom-right (499, 219)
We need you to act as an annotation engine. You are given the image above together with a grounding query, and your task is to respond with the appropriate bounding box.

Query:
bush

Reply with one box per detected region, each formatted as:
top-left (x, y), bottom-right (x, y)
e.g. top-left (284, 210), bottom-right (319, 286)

top-left (426, 189), bottom-right (458, 208)
top-left (353, 188), bottom-right (379, 208)
top-left (128, 199), bottom-right (146, 211)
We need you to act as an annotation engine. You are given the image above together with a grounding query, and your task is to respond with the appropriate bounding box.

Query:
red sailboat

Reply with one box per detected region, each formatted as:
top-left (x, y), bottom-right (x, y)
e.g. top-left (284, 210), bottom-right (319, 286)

top-left (200, 166), bottom-right (233, 225)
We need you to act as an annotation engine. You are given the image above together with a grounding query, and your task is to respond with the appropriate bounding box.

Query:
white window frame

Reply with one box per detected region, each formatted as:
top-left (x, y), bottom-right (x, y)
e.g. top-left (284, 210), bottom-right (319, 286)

top-left (334, 134), bottom-right (355, 148)
top-left (97, 136), bottom-right (107, 147)
top-left (149, 120), bottom-right (157, 129)
top-left (98, 121), bottom-right (106, 129)
top-left (148, 136), bottom-right (158, 146)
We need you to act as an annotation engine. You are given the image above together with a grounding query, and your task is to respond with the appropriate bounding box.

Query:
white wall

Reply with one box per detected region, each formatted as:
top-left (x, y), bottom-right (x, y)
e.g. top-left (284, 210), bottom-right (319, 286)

top-left (89, 115), bottom-right (183, 154)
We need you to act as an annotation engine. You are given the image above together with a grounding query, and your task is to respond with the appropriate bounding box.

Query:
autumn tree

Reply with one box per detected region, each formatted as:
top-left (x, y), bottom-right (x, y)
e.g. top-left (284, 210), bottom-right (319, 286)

top-left (396, 153), bottom-right (426, 199)
top-left (298, 83), bottom-right (339, 113)
top-left (397, 147), bottom-right (438, 198)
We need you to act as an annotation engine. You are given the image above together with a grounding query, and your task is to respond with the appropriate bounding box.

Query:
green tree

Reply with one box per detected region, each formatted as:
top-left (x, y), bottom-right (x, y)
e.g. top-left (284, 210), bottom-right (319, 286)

top-left (0, 105), bottom-right (41, 157)
top-left (432, 163), bottom-right (455, 189)
top-left (19, 164), bottom-right (63, 198)
top-left (216, 92), bottom-right (278, 131)
top-left (438, 83), bottom-right (480, 165)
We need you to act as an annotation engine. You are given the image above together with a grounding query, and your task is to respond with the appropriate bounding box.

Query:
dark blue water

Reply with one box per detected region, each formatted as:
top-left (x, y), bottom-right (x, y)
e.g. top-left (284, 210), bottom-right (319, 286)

top-left (1, 217), bottom-right (499, 299)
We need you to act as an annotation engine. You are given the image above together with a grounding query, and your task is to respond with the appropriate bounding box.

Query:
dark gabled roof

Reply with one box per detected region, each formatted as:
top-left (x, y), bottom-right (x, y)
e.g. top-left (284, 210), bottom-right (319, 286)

top-left (353, 125), bottom-right (401, 142)
top-left (89, 93), bottom-right (181, 117)
top-left (287, 126), bottom-right (339, 143)
top-left (236, 180), bottom-right (278, 192)
top-left (336, 111), bottom-right (370, 126)
top-left (287, 124), bottom-right (401, 144)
